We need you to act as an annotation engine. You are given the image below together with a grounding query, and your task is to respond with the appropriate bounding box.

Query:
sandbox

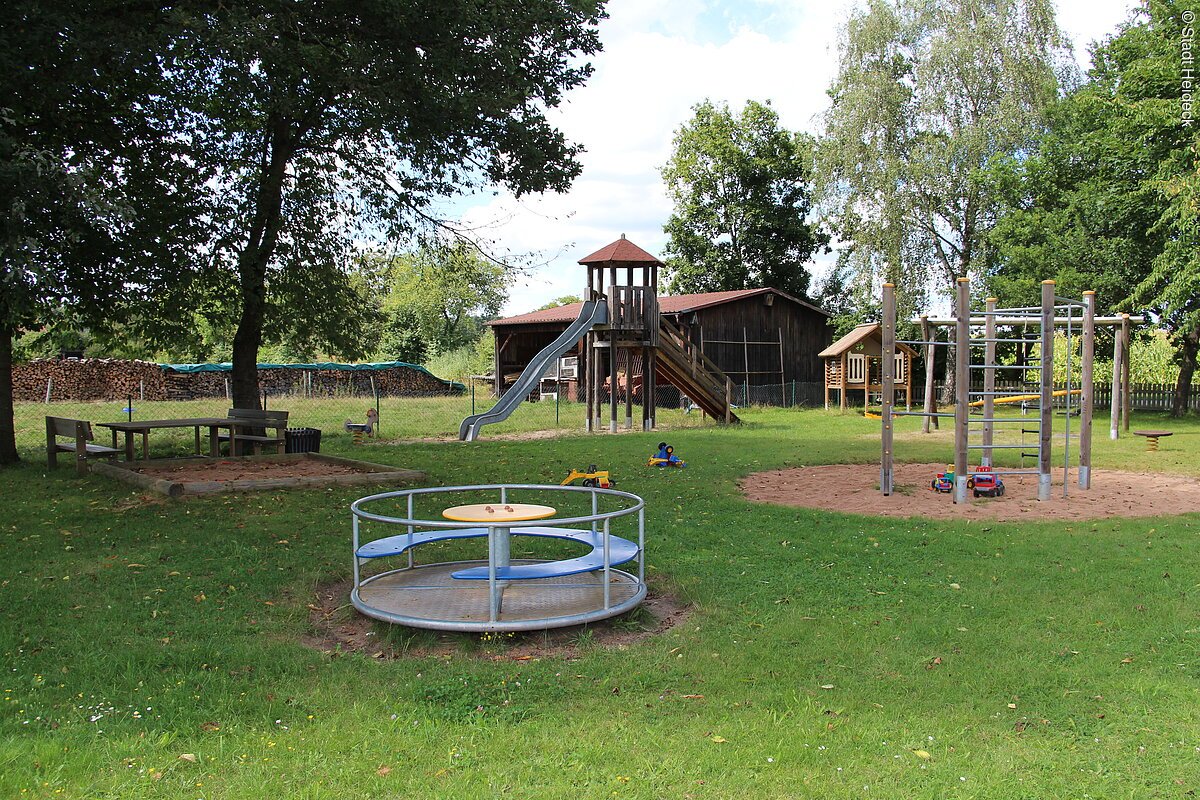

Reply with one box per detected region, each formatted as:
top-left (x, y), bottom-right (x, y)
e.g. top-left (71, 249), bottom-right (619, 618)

top-left (92, 452), bottom-right (425, 497)
top-left (741, 462), bottom-right (1200, 521)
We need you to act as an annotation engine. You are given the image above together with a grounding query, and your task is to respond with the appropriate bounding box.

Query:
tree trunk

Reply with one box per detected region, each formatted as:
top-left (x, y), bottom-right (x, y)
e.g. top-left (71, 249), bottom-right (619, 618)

top-left (1171, 322), bottom-right (1199, 417)
top-left (0, 325), bottom-right (20, 465)
top-left (229, 118), bottom-right (294, 410)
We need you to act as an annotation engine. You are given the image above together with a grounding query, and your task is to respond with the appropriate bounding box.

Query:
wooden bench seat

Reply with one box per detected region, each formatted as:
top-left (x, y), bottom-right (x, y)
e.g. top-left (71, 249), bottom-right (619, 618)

top-left (46, 417), bottom-right (120, 475)
top-left (220, 408), bottom-right (288, 455)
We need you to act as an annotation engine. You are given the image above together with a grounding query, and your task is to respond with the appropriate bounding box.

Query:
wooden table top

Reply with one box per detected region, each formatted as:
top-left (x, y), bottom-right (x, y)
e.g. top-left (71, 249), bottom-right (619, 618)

top-left (442, 503), bottom-right (556, 523)
top-left (97, 418), bottom-right (235, 432)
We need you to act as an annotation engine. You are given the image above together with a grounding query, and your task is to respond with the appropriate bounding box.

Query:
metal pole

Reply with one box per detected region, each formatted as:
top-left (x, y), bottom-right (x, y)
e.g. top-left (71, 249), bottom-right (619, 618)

top-left (624, 347), bottom-right (633, 429)
top-left (1038, 280), bottom-right (1054, 501)
top-left (1079, 292), bottom-right (1095, 489)
top-left (982, 298), bottom-right (997, 466)
top-left (1109, 322), bottom-right (1122, 440)
top-left (954, 278), bottom-right (970, 504)
top-left (881, 283), bottom-right (896, 496)
top-left (1121, 313), bottom-right (1131, 432)
top-left (1063, 302), bottom-right (1073, 497)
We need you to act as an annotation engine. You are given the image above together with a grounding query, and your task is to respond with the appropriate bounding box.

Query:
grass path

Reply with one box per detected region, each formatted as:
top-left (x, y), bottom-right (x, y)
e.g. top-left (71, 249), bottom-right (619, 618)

top-left (1, 409), bottom-right (1198, 798)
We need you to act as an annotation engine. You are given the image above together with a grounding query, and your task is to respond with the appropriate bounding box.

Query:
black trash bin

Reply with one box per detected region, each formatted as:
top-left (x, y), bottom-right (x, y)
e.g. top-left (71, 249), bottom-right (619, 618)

top-left (285, 427), bottom-right (322, 454)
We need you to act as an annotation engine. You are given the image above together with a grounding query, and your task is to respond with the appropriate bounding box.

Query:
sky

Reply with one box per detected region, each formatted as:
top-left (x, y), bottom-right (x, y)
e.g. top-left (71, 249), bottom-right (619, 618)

top-left (447, 0), bottom-right (1140, 317)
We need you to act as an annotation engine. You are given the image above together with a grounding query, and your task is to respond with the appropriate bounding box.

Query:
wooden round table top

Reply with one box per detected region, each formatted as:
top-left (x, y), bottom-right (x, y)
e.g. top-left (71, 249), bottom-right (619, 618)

top-left (442, 503), bottom-right (557, 523)
top-left (1133, 430), bottom-right (1174, 438)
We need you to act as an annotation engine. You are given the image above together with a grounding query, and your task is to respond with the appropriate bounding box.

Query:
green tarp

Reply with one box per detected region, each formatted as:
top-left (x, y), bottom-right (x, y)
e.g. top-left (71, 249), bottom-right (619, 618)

top-left (161, 361), bottom-right (464, 390)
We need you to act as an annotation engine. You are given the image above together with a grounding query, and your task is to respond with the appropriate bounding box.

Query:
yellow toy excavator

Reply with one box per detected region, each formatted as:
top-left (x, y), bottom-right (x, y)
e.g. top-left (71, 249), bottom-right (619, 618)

top-left (561, 464), bottom-right (612, 488)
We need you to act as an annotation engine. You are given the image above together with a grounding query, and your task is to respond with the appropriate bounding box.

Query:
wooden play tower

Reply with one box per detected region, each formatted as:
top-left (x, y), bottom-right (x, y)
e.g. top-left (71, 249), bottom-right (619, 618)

top-left (579, 236), bottom-right (739, 431)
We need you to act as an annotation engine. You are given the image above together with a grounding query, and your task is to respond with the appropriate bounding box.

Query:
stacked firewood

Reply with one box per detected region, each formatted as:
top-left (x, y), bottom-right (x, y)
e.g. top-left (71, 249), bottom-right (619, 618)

top-left (13, 359), bottom-right (462, 402)
top-left (12, 359), bottom-right (168, 402)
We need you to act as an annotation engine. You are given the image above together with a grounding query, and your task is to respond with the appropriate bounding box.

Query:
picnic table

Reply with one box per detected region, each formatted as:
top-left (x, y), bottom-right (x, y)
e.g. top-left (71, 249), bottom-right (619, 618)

top-left (97, 417), bottom-right (253, 461)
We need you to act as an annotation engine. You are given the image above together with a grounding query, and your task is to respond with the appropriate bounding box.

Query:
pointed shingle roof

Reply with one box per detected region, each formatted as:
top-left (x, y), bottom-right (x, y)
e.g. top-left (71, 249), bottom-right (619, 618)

top-left (577, 236), bottom-right (663, 266)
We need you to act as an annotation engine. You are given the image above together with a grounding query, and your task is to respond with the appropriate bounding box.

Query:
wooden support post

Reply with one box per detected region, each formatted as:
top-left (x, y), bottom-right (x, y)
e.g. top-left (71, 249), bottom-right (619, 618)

top-left (1120, 313), bottom-right (1131, 432)
top-left (1038, 280), bottom-right (1055, 501)
top-left (982, 297), bottom-right (997, 466)
top-left (725, 377), bottom-right (733, 424)
top-left (881, 283), bottom-right (896, 496)
top-left (628, 345), bottom-right (638, 429)
top-left (921, 316), bottom-right (937, 431)
top-left (840, 353), bottom-right (848, 410)
top-left (954, 278), bottom-right (970, 504)
top-left (609, 340), bottom-right (617, 433)
top-left (1079, 291), bottom-right (1096, 489)
top-left (743, 327), bottom-right (750, 392)
top-left (778, 327), bottom-right (786, 397)
top-left (1110, 320), bottom-right (1123, 440)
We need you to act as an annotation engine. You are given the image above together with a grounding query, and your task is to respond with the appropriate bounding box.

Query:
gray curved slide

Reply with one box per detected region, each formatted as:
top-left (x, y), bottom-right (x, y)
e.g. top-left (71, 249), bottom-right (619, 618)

top-left (459, 299), bottom-right (608, 441)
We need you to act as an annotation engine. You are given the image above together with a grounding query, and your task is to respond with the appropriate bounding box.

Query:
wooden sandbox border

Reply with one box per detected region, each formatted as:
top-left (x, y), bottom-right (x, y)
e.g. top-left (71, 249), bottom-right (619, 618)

top-left (91, 452), bottom-right (426, 498)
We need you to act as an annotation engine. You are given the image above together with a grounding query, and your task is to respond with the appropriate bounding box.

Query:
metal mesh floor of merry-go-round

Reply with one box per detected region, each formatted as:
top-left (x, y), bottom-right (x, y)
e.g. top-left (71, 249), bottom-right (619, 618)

top-left (353, 560), bottom-right (644, 629)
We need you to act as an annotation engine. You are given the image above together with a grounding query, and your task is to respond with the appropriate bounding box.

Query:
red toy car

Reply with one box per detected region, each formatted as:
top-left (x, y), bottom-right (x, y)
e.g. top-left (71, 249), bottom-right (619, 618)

top-left (971, 466), bottom-right (1005, 498)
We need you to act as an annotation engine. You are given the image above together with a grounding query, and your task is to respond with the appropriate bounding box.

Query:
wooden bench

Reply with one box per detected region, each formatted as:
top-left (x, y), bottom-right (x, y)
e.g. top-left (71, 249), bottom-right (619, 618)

top-left (221, 408), bottom-right (289, 456)
top-left (45, 417), bottom-right (120, 475)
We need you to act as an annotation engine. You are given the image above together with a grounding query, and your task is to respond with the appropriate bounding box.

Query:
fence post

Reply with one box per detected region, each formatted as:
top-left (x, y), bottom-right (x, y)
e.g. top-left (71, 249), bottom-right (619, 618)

top-left (127, 396), bottom-right (133, 422)
top-left (375, 385), bottom-right (381, 435)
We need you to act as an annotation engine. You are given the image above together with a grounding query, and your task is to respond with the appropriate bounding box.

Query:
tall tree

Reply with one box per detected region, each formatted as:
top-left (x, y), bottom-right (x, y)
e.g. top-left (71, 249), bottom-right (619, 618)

top-left (0, 2), bottom-right (208, 465)
top-left (164, 0), bottom-right (606, 409)
top-left (819, 0), bottom-right (1070, 384)
top-left (986, 0), bottom-right (1200, 414)
top-left (661, 99), bottom-right (829, 297)
top-left (376, 242), bottom-right (509, 363)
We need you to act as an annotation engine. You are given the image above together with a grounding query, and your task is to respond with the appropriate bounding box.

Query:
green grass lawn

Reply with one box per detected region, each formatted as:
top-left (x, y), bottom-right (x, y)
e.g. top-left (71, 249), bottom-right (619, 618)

top-left (14, 394), bottom-right (712, 455)
top-left (2, 408), bottom-right (1198, 798)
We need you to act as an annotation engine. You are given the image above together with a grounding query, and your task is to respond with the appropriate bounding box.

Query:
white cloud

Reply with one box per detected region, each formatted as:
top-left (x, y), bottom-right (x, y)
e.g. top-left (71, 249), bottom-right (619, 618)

top-left (463, 0), bottom-right (1137, 316)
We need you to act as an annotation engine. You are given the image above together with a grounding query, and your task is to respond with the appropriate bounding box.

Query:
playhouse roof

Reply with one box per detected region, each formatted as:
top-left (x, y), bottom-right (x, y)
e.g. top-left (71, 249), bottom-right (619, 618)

top-left (818, 323), bottom-right (916, 358)
top-left (577, 236), bottom-right (663, 266)
top-left (489, 287), bottom-right (829, 326)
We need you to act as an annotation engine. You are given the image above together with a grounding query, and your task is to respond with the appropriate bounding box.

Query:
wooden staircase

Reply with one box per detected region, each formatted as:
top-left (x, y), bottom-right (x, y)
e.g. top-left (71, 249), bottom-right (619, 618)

top-left (655, 318), bottom-right (741, 423)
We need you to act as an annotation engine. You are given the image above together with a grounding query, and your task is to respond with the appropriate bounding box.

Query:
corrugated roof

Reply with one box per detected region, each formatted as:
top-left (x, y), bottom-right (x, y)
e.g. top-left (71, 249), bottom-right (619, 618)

top-left (489, 288), bottom-right (830, 326)
top-left (577, 236), bottom-right (663, 265)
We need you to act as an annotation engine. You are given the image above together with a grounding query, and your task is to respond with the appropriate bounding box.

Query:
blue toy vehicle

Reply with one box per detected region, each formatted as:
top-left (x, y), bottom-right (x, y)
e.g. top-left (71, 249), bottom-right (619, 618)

top-left (648, 442), bottom-right (686, 468)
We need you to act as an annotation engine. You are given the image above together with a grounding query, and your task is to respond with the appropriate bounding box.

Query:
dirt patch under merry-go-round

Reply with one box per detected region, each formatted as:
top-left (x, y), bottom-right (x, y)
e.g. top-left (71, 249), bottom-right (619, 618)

top-left (740, 462), bottom-right (1200, 521)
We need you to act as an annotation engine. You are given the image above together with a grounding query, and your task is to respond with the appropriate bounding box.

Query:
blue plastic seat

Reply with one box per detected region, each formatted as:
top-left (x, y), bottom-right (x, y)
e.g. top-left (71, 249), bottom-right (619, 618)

top-left (355, 526), bottom-right (639, 580)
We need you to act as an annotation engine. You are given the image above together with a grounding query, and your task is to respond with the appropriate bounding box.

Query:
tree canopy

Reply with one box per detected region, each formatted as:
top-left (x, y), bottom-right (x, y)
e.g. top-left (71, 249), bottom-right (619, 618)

top-left (154, 0), bottom-right (606, 409)
top-left (0, 1), bottom-right (210, 463)
top-left (661, 99), bottom-right (828, 297)
top-left (374, 243), bottom-right (509, 365)
top-left (985, 0), bottom-right (1200, 413)
top-left (820, 0), bottom-right (1070, 319)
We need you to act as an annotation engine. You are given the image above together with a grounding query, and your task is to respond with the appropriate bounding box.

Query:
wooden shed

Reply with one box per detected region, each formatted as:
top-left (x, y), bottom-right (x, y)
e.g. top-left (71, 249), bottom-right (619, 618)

top-left (819, 323), bottom-right (915, 410)
top-left (488, 287), bottom-right (831, 398)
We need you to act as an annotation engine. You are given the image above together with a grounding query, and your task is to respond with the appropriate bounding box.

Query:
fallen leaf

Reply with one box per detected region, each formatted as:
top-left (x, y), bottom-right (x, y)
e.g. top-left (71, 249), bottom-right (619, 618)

top-left (126, 563), bottom-right (146, 569)
top-left (949, 583), bottom-right (961, 590)
top-left (710, 735), bottom-right (727, 743)
top-left (912, 749), bottom-right (931, 760)
top-left (926, 657), bottom-right (943, 670)
top-left (820, 684), bottom-right (835, 690)
top-left (1007, 703), bottom-right (1017, 709)
top-left (178, 753), bottom-right (198, 763)
top-left (199, 721), bottom-right (219, 732)
top-left (682, 694), bottom-right (705, 699)
top-left (376, 766), bottom-right (392, 777)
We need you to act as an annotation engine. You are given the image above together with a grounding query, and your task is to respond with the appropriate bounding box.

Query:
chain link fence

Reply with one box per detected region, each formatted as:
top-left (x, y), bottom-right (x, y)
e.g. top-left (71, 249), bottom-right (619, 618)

top-left (12, 357), bottom-right (836, 459)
